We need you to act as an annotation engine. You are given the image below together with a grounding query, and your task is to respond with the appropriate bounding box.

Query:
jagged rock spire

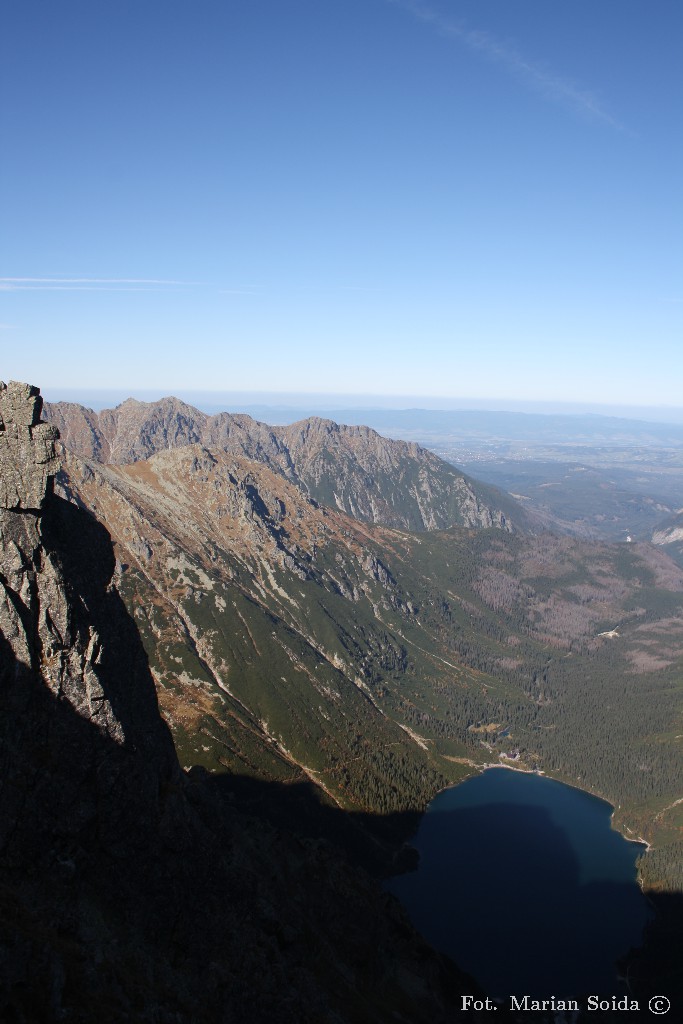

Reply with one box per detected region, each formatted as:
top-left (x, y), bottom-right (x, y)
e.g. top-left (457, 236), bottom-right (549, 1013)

top-left (0, 380), bottom-right (60, 509)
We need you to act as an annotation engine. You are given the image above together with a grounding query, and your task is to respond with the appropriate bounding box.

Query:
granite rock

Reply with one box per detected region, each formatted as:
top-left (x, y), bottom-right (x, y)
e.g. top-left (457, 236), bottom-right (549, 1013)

top-left (0, 380), bottom-right (60, 510)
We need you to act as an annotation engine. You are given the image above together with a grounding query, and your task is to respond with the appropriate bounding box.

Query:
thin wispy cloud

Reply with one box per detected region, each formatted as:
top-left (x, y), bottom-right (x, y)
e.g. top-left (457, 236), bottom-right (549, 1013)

top-left (0, 277), bottom-right (199, 292)
top-left (388, 0), bottom-right (624, 130)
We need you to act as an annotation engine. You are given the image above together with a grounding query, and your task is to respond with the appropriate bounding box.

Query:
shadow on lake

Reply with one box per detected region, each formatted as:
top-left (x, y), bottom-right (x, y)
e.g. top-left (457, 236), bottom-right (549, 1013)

top-left (387, 792), bottom-right (651, 998)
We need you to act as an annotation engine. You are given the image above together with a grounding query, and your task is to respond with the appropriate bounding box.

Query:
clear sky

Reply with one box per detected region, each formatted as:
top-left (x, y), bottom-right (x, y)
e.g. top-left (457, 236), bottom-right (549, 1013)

top-left (2, 1), bottom-right (681, 409)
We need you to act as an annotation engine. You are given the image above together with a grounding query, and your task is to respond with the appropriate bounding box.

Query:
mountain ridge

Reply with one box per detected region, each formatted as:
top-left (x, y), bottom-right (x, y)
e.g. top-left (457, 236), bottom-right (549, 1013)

top-left (46, 395), bottom-right (533, 533)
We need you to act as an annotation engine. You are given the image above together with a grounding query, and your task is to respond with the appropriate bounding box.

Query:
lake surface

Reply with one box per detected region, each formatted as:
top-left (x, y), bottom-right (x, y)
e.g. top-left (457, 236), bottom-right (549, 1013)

top-left (386, 768), bottom-right (650, 997)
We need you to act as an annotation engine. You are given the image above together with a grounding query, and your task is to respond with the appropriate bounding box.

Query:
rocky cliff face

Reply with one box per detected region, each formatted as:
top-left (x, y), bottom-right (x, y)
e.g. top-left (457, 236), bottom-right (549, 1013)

top-left (652, 509), bottom-right (683, 569)
top-left (0, 380), bottom-right (180, 817)
top-left (46, 395), bottom-right (530, 532)
top-left (0, 381), bottom-right (60, 509)
top-left (0, 382), bottom-right (186, 1017)
top-left (1, 380), bottom-right (485, 1022)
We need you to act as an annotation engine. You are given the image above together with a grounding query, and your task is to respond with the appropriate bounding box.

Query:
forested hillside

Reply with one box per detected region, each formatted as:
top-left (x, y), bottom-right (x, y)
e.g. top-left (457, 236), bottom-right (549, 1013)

top-left (57, 440), bottom-right (683, 892)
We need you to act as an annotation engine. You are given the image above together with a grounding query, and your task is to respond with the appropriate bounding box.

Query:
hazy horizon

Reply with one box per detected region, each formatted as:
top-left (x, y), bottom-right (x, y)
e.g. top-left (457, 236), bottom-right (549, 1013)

top-left (38, 385), bottom-right (683, 426)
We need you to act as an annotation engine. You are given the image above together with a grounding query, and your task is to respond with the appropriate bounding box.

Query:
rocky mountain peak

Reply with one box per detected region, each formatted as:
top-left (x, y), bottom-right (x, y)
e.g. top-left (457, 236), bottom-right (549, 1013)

top-left (0, 380), bottom-right (60, 509)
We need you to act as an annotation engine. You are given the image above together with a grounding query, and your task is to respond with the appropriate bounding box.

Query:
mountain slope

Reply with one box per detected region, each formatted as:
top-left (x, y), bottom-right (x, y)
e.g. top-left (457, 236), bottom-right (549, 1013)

top-left (57, 444), bottom-right (460, 819)
top-left (46, 396), bottom-right (532, 532)
top-left (1, 379), bottom-right (490, 1022)
top-left (56, 437), bottom-right (683, 873)
top-left (32, 383), bottom-right (683, 1005)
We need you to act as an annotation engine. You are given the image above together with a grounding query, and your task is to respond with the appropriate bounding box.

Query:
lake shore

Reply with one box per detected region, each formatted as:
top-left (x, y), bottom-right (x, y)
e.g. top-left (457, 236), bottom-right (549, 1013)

top-left (436, 758), bottom-right (653, 868)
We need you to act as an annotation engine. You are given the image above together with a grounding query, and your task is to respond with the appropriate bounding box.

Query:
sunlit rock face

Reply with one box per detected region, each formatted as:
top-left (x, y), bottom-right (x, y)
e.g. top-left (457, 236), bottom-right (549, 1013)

top-left (0, 380), bottom-right (60, 509)
top-left (46, 394), bottom-right (526, 532)
top-left (0, 378), bottom-right (177, 754)
top-left (0, 380), bottom-right (64, 680)
top-left (0, 379), bottom-right (183, 1017)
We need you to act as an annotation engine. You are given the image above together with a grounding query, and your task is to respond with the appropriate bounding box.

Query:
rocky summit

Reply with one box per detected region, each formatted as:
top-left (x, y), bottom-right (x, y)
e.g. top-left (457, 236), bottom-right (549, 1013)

top-left (0, 385), bottom-right (490, 1022)
top-left (0, 380), bottom-right (60, 509)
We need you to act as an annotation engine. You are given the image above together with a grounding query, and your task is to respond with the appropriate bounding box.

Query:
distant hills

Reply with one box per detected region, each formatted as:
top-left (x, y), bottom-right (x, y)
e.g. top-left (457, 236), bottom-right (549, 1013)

top-left (355, 408), bottom-right (683, 446)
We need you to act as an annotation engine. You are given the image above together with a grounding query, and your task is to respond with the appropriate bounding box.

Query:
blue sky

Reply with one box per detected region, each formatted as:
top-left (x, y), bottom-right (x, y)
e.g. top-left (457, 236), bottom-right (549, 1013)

top-left (2, 0), bottom-right (681, 410)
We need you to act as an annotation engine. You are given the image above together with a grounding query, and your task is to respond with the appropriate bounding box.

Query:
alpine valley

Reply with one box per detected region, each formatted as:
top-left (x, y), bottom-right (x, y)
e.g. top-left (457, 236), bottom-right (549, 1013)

top-left (1, 382), bottom-right (682, 1020)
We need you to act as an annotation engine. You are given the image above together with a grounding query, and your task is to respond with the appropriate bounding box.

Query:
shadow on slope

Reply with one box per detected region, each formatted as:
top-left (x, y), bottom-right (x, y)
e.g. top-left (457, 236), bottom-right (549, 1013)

top-left (622, 889), bottom-right (683, 1011)
top-left (202, 769), bottom-right (422, 875)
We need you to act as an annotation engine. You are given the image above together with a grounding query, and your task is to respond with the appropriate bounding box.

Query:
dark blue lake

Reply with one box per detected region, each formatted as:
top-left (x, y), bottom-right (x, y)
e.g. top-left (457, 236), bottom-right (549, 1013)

top-left (387, 768), bottom-right (650, 997)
